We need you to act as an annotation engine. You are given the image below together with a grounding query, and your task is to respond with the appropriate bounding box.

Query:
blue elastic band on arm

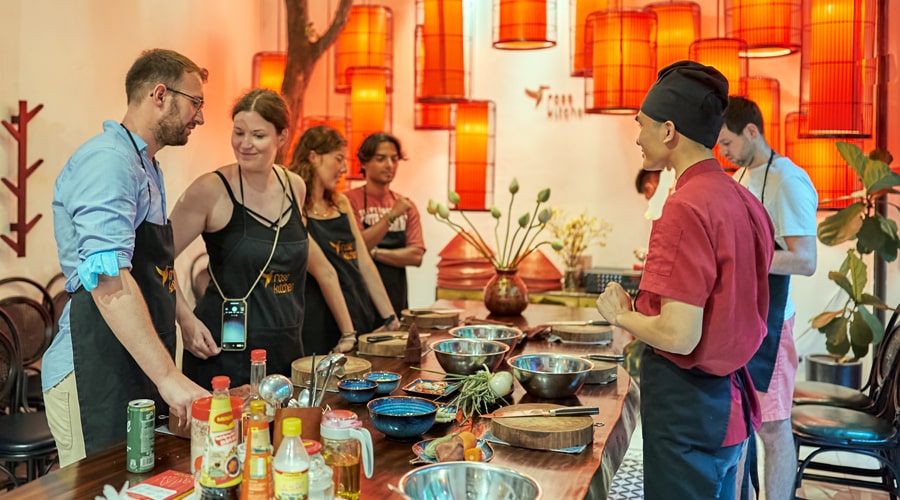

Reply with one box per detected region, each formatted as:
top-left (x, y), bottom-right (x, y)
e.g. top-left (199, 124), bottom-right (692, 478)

top-left (76, 251), bottom-right (121, 291)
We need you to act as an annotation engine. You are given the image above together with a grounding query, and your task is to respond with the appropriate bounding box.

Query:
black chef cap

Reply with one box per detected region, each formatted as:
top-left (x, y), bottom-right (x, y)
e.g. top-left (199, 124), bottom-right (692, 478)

top-left (640, 61), bottom-right (729, 149)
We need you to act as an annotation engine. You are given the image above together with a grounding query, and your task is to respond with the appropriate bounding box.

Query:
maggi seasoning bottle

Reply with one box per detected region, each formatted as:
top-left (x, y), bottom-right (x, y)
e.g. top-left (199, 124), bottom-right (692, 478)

top-left (200, 376), bottom-right (241, 500)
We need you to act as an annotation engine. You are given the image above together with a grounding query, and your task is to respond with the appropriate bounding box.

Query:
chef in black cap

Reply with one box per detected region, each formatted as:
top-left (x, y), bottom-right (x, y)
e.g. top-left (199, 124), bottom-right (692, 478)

top-left (596, 61), bottom-right (775, 499)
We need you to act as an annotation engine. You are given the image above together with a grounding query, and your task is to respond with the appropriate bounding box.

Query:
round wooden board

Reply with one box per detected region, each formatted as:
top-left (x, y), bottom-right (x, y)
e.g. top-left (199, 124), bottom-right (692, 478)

top-left (357, 331), bottom-right (408, 357)
top-left (401, 308), bottom-right (459, 329)
top-left (584, 360), bottom-right (618, 384)
top-left (490, 403), bottom-right (594, 451)
top-left (550, 324), bottom-right (613, 344)
top-left (291, 355), bottom-right (372, 391)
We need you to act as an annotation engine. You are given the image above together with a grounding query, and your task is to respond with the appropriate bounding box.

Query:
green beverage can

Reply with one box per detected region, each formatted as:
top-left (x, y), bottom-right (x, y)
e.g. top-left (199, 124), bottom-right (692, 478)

top-left (126, 399), bottom-right (155, 473)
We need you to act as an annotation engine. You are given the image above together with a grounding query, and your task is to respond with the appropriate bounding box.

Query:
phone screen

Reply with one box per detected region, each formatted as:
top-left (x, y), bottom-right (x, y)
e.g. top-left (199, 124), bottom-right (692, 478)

top-left (221, 300), bottom-right (247, 351)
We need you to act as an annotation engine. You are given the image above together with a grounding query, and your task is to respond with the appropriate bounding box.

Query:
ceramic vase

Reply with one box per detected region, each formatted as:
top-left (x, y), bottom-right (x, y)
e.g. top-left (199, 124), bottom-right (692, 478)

top-left (483, 268), bottom-right (528, 316)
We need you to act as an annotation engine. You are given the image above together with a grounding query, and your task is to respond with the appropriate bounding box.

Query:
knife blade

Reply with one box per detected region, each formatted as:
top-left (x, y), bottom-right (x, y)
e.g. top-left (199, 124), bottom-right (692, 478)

top-left (481, 406), bottom-right (599, 418)
top-left (544, 320), bottom-right (611, 327)
top-left (366, 333), bottom-right (431, 343)
top-left (583, 353), bottom-right (625, 363)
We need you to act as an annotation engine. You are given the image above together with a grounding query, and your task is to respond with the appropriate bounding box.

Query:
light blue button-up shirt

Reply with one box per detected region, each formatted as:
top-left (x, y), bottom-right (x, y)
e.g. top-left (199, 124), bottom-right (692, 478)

top-left (43, 120), bottom-right (167, 392)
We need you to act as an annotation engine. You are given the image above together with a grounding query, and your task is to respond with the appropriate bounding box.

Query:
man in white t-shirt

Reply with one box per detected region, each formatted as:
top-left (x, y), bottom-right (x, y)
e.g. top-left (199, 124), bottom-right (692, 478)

top-left (718, 95), bottom-right (818, 499)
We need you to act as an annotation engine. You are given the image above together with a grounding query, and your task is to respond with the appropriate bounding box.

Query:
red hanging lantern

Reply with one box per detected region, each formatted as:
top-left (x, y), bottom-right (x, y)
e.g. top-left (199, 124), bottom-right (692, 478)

top-left (346, 68), bottom-right (392, 180)
top-left (334, 5), bottom-right (393, 94)
top-left (644, 2), bottom-right (701, 70)
top-left (570, 0), bottom-right (621, 76)
top-left (785, 111), bottom-right (866, 209)
top-left (251, 52), bottom-right (286, 93)
top-left (724, 0), bottom-right (801, 57)
top-left (493, 0), bottom-right (557, 50)
top-left (450, 101), bottom-right (496, 210)
top-left (746, 76), bottom-right (781, 151)
top-left (415, 102), bottom-right (454, 130)
top-left (799, 0), bottom-right (875, 137)
top-left (417, 0), bottom-right (470, 102)
top-left (689, 38), bottom-right (748, 96)
top-left (584, 10), bottom-right (657, 114)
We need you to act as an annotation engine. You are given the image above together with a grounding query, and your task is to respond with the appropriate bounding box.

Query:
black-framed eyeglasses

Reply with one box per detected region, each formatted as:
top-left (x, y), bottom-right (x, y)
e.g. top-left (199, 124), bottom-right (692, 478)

top-left (166, 87), bottom-right (204, 111)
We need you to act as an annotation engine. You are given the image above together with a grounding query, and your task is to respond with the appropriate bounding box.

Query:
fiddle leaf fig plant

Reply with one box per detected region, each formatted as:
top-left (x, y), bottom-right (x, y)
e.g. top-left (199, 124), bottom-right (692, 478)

top-left (813, 142), bottom-right (899, 359)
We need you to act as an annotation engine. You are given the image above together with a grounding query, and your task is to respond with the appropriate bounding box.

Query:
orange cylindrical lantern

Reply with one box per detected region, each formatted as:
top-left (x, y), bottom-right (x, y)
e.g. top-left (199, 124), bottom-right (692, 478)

top-left (644, 2), bottom-right (700, 70)
top-left (450, 101), bottom-right (496, 210)
top-left (493, 0), bottom-right (557, 50)
top-left (800, 0), bottom-right (875, 137)
top-left (334, 5), bottom-right (393, 94)
top-left (418, 0), bottom-right (469, 101)
top-left (415, 102), bottom-right (454, 130)
top-left (252, 52), bottom-right (286, 93)
top-left (584, 10), bottom-right (657, 115)
top-left (570, 0), bottom-right (620, 76)
top-left (301, 116), bottom-right (348, 139)
top-left (724, 0), bottom-right (800, 57)
top-left (689, 38), bottom-right (748, 96)
top-left (746, 77), bottom-right (781, 151)
top-left (347, 68), bottom-right (391, 180)
top-left (785, 112), bottom-right (866, 209)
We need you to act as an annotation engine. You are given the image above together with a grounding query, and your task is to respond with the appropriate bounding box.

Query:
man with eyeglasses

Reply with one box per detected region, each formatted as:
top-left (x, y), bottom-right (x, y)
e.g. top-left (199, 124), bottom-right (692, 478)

top-left (346, 132), bottom-right (426, 317)
top-left (46, 48), bottom-right (209, 466)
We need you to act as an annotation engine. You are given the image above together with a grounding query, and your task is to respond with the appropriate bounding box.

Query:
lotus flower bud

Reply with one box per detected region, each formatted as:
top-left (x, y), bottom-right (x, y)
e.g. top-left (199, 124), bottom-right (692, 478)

top-left (509, 178), bottom-right (520, 194)
top-left (437, 204), bottom-right (450, 219)
top-left (538, 208), bottom-right (552, 224)
top-left (537, 188), bottom-right (551, 203)
top-left (490, 206), bottom-right (502, 219)
top-left (448, 190), bottom-right (461, 205)
top-left (426, 199), bottom-right (438, 215)
top-left (518, 213), bottom-right (530, 228)
top-left (551, 239), bottom-right (564, 251)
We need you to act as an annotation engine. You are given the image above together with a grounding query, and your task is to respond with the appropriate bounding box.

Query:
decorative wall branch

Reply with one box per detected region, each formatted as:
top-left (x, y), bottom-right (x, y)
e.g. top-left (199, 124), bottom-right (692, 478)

top-left (2, 100), bottom-right (44, 257)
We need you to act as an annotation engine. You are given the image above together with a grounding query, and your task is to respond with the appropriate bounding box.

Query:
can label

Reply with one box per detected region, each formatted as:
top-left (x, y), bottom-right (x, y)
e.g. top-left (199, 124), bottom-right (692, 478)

top-left (127, 399), bottom-right (155, 473)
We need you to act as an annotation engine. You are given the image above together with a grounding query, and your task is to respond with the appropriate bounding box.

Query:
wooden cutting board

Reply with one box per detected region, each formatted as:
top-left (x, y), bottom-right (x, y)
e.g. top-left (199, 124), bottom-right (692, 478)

top-left (490, 403), bottom-right (595, 451)
top-left (357, 331), bottom-right (409, 357)
top-left (550, 324), bottom-right (613, 344)
top-left (401, 308), bottom-right (459, 329)
top-left (584, 359), bottom-right (618, 384)
top-left (291, 355), bottom-right (371, 391)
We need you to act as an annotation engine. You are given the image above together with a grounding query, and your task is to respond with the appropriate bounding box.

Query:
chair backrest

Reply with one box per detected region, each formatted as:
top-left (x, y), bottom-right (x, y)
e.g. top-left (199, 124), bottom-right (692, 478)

top-left (0, 309), bottom-right (22, 414)
top-left (0, 276), bottom-right (55, 321)
top-left (859, 305), bottom-right (900, 398)
top-left (0, 297), bottom-right (53, 367)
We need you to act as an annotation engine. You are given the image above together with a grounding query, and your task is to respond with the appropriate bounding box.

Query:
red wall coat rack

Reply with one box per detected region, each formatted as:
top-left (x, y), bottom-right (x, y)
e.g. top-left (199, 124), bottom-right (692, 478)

top-left (2, 100), bottom-right (44, 257)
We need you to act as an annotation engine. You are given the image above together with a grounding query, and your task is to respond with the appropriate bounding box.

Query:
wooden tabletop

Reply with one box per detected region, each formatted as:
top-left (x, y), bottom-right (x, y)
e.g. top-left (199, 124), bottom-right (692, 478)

top-left (12, 300), bottom-right (640, 500)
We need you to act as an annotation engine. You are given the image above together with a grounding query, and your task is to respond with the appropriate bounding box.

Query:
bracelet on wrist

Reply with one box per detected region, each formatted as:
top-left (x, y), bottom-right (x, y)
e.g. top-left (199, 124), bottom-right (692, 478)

top-left (341, 330), bottom-right (358, 339)
top-left (383, 314), bottom-right (396, 328)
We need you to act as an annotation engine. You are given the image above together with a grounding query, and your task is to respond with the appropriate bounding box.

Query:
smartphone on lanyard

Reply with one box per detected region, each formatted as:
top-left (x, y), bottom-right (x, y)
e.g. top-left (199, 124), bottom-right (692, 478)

top-left (221, 299), bottom-right (247, 351)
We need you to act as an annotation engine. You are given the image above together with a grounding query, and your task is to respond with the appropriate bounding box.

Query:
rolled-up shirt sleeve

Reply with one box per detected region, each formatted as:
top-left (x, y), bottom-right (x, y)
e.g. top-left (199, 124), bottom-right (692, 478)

top-left (61, 146), bottom-right (143, 290)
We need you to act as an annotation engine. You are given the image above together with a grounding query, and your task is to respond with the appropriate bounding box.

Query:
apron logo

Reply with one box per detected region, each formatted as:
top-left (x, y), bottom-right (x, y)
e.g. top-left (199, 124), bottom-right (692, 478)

top-left (263, 270), bottom-right (294, 294)
top-left (155, 265), bottom-right (176, 293)
top-left (328, 240), bottom-right (358, 261)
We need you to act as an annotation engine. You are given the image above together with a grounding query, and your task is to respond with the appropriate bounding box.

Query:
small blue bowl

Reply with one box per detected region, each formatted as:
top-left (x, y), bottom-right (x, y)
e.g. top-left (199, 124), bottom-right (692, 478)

top-left (365, 371), bottom-right (402, 394)
top-left (337, 378), bottom-right (378, 404)
top-left (367, 396), bottom-right (438, 439)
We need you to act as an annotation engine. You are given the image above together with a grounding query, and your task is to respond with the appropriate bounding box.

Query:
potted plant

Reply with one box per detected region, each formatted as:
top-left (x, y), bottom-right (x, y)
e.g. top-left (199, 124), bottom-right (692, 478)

top-left (547, 209), bottom-right (612, 292)
top-left (427, 178), bottom-right (562, 315)
top-left (811, 143), bottom-right (898, 385)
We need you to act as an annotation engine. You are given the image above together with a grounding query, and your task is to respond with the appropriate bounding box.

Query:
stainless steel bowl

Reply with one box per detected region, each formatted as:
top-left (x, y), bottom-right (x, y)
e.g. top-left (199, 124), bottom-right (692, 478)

top-left (507, 353), bottom-right (594, 398)
top-left (431, 338), bottom-right (510, 376)
top-left (398, 461), bottom-right (542, 500)
top-left (448, 324), bottom-right (524, 352)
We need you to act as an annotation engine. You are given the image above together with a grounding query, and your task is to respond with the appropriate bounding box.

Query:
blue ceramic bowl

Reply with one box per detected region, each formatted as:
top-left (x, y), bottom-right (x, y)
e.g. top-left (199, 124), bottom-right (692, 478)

top-left (367, 396), bottom-right (438, 439)
top-left (365, 371), bottom-right (402, 394)
top-left (337, 378), bottom-right (378, 404)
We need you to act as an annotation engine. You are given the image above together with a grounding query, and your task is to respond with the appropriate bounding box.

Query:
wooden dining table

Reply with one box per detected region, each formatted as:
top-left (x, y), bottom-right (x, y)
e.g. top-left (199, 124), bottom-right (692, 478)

top-left (12, 300), bottom-right (640, 500)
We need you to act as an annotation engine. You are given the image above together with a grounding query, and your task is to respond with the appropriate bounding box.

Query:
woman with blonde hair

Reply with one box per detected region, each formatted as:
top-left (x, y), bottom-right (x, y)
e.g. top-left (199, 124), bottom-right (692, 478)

top-left (170, 89), bottom-right (355, 387)
top-left (290, 125), bottom-right (401, 354)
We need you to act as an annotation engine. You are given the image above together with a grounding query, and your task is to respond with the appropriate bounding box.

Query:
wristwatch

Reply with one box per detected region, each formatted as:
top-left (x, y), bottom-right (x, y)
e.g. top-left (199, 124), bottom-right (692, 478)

top-left (383, 314), bottom-right (396, 329)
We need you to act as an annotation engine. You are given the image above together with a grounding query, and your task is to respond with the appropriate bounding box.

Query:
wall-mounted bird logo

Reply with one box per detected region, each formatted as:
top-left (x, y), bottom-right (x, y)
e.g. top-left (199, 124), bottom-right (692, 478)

top-left (261, 270), bottom-right (274, 288)
top-left (525, 85), bottom-right (551, 108)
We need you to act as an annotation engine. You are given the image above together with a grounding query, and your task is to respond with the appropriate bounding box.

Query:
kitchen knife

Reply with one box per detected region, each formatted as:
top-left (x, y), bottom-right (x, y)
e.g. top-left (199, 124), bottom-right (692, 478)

top-left (481, 406), bottom-right (599, 418)
top-left (583, 353), bottom-right (625, 363)
top-left (544, 320), bottom-right (611, 327)
top-left (366, 333), bottom-right (431, 343)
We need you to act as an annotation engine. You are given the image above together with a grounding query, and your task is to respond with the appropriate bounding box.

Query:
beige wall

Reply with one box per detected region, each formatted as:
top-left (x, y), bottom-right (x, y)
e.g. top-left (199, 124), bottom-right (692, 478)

top-left (2, 0), bottom-right (899, 374)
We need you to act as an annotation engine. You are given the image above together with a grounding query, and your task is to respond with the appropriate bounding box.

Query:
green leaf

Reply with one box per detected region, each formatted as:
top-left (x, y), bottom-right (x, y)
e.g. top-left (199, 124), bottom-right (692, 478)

top-left (817, 203), bottom-right (865, 246)
top-left (811, 310), bottom-right (843, 329)
top-left (845, 250), bottom-right (868, 299)
top-left (856, 304), bottom-right (884, 346)
top-left (856, 216), bottom-right (885, 254)
top-left (836, 141), bottom-right (868, 181)
top-left (875, 215), bottom-right (900, 263)
top-left (864, 160), bottom-right (900, 193)
top-left (849, 312), bottom-right (872, 359)
top-left (858, 293), bottom-right (888, 308)
top-left (821, 315), bottom-right (850, 356)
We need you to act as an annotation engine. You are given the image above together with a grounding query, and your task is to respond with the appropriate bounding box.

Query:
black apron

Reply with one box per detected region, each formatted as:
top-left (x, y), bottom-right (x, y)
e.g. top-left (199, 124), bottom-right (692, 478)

top-left (184, 170), bottom-right (308, 389)
top-left (302, 213), bottom-right (379, 355)
top-left (362, 214), bottom-right (408, 317)
top-left (641, 348), bottom-right (753, 499)
top-left (70, 217), bottom-right (176, 456)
